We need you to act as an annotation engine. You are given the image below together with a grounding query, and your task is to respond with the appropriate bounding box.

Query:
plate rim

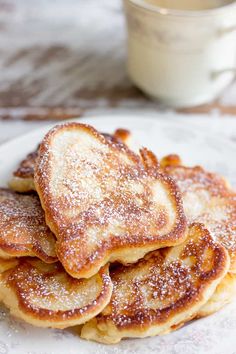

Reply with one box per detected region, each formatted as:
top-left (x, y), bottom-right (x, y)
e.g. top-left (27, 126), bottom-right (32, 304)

top-left (0, 113), bottom-right (235, 353)
top-left (0, 114), bottom-right (235, 152)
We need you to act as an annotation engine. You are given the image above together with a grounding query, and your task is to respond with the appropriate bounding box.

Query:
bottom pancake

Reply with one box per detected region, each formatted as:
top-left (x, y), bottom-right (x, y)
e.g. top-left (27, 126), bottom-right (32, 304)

top-left (197, 272), bottom-right (236, 318)
top-left (0, 259), bottom-right (112, 329)
top-left (81, 223), bottom-right (229, 344)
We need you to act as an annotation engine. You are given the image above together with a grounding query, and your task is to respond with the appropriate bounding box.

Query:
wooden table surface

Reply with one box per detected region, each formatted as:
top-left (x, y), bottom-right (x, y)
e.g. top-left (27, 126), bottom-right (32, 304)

top-left (0, 0), bottom-right (235, 146)
top-left (0, 0), bottom-right (236, 123)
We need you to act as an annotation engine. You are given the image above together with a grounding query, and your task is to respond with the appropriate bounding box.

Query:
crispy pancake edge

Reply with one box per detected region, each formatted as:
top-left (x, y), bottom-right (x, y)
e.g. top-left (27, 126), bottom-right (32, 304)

top-left (197, 272), bottom-right (236, 318)
top-left (0, 260), bottom-right (113, 329)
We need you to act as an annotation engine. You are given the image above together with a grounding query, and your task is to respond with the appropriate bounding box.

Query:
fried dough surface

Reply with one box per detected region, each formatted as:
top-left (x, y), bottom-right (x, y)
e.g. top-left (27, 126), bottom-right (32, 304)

top-left (9, 129), bottom-right (132, 193)
top-left (0, 259), bottom-right (112, 328)
top-left (162, 156), bottom-right (236, 272)
top-left (0, 188), bottom-right (57, 263)
top-left (81, 223), bottom-right (229, 343)
top-left (197, 272), bottom-right (236, 318)
top-left (35, 123), bottom-right (186, 279)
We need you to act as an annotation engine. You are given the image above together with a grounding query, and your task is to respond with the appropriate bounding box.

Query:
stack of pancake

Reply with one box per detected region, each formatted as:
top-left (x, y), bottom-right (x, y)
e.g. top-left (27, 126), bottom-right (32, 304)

top-left (0, 122), bottom-right (235, 344)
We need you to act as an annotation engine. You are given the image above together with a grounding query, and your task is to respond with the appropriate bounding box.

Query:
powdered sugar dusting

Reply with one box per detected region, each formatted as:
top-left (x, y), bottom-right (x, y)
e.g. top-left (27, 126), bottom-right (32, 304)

top-left (2, 259), bottom-right (112, 323)
top-left (94, 224), bottom-right (227, 331)
top-left (0, 188), bottom-right (56, 262)
top-left (35, 123), bottom-right (186, 277)
top-left (166, 165), bottom-right (236, 269)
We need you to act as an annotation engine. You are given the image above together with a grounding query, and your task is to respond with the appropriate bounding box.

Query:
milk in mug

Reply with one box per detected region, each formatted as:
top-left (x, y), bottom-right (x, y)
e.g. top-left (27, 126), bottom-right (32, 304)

top-left (124, 0), bottom-right (236, 107)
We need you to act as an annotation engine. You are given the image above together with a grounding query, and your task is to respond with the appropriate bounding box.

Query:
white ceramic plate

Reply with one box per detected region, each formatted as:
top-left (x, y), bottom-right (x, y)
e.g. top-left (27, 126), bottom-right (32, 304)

top-left (0, 115), bottom-right (235, 354)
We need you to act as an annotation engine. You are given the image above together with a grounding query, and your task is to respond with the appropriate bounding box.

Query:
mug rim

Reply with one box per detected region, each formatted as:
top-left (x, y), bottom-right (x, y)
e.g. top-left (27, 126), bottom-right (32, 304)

top-left (127, 0), bottom-right (236, 17)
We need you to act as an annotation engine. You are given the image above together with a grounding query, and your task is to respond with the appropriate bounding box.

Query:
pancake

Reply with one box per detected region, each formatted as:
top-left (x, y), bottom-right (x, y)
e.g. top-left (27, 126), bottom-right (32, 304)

top-left (34, 123), bottom-right (187, 279)
top-left (197, 272), bottom-right (236, 318)
top-left (0, 258), bottom-right (112, 329)
top-left (161, 156), bottom-right (236, 272)
top-left (9, 129), bottom-right (132, 193)
top-left (160, 155), bottom-right (236, 317)
top-left (9, 147), bottom-right (38, 193)
top-left (0, 188), bottom-right (57, 263)
top-left (103, 128), bottom-right (132, 145)
top-left (81, 223), bottom-right (229, 343)
top-left (113, 128), bottom-right (133, 147)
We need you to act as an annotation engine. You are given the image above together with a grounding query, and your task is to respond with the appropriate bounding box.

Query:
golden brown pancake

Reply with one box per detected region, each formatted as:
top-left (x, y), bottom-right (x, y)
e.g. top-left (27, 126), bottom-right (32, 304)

top-left (0, 188), bottom-right (57, 263)
top-left (197, 272), bottom-right (236, 318)
top-left (34, 123), bottom-right (187, 279)
top-left (161, 156), bottom-right (236, 273)
top-left (9, 147), bottom-right (39, 192)
top-left (160, 155), bottom-right (236, 317)
top-left (0, 258), bottom-right (112, 329)
top-left (81, 223), bottom-right (229, 343)
top-left (9, 129), bottom-right (132, 193)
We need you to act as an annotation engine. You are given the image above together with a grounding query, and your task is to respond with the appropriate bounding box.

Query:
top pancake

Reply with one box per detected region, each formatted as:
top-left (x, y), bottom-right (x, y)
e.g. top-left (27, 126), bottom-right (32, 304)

top-left (35, 123), bottom-right (187, 279)
top-left (81, 223), bottom-right (229, 343)
top-left (0, 188), bottom-right (57, 263)
top-left (161, 155), bottom-right (236, 272)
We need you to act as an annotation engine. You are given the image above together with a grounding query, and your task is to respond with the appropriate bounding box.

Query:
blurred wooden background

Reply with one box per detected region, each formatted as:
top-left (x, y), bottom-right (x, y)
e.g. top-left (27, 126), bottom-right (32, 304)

top-left (0, 0), bottom-right (235, 121)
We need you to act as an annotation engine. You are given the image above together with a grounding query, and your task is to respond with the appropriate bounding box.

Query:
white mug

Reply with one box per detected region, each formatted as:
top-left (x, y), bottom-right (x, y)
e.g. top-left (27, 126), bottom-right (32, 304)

top-left (124, 0), bottom-right (236, 107)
